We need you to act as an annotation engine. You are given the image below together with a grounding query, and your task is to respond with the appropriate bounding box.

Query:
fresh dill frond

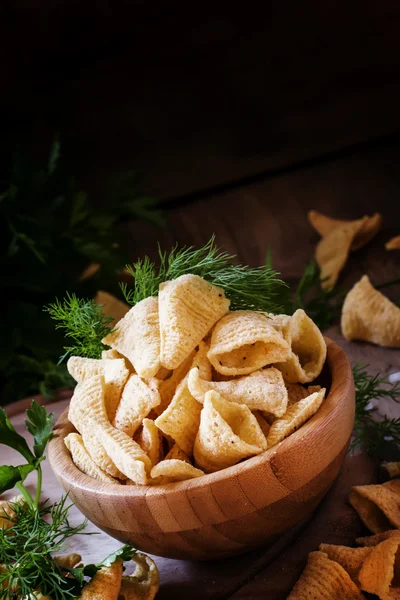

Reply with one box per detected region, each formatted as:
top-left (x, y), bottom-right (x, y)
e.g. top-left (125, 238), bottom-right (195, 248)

top-left (211, 265), bottom-right (286, 313)
top-left (282, 261), bottom-right (344, 330)
top-left (123, 255), bottom-right (163, 305)
top-left (0, 402), bottom-right (137, 600)
top-left (159, 236), bottom-right (233, 281)
top-left (121, 236), bottom-right (287, 313)
top-left (0, 497), bottom-right (90, 600)
top-left (45, 293), bottom-right (113, 362)
top-left (350, 363), bottom-right (400, 460)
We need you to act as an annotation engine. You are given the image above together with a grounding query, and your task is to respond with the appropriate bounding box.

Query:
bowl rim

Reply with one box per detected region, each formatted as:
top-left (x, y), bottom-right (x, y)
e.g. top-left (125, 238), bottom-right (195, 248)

top-left (48, 336), bottom-right (354, 498)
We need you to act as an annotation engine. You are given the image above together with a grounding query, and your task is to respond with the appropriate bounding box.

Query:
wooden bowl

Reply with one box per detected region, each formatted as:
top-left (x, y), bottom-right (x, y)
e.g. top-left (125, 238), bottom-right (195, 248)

top-left (48, 338), bottom-right (354, 560)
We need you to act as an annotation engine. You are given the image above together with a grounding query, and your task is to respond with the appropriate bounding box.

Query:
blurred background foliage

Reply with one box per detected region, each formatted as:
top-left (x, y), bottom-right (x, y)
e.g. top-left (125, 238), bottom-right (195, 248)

top-left (0, 139), bottom-right (164, 403)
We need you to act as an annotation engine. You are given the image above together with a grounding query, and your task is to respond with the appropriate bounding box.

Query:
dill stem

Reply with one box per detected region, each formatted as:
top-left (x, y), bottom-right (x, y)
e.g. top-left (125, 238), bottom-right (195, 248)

top-left (35, 465), bottom-right (42, 508)
top-left (15, 481), bottom-right (34, 508)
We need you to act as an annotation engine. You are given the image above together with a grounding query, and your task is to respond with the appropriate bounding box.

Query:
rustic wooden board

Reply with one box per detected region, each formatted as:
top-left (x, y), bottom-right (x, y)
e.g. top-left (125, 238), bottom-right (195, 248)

top-left (124, 141), bottom-right (400, 289)
top-left (3, 4), bottom-right (400, 199)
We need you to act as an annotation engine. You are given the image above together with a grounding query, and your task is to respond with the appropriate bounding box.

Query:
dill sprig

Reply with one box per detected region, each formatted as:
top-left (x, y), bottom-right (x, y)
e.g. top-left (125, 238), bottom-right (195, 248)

top-left (45, 293), bottom-right (113, 362)
top-left (121, 236), bottom-right (287, 313)
top-left (0, 401), bottom-right (136, 599)
top-left (278, 261), bottom-right (344, 330)
top-left (0, 497), bottom-right (90, 600)
top-left (350, 363), bottom-right (400, 460)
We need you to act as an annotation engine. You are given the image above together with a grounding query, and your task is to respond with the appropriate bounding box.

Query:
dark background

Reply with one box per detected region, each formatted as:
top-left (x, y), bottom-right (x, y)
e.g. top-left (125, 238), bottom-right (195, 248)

top-left (1, 1), bottom-right (399, 279)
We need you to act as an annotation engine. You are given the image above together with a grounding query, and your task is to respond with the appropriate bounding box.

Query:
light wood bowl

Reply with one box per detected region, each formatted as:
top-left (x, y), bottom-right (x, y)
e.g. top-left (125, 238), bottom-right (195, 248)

top-left (48, 338), bottom-right (354, 560)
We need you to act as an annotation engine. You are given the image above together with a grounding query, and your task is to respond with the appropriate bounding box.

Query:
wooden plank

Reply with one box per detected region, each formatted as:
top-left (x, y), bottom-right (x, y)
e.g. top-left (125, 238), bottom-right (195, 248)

top-left (125, 141), bottom-right (400, 288)
top-left (2, 3), bottom-right (400, 197)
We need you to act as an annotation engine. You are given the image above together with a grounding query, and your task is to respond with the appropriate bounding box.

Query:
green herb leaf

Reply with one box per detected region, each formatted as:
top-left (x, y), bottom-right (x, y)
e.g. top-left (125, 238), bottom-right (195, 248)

top-left (282, 261), bottom-right (344, 330)
top-left (101, 544), bottom-right (137, 566)
top-left (67, 563), bottom-right (100, 585)
top-left (0, 407), bottom-right (35, 464)
top-left (45, 293), bottom-right (114, 362)
top-left (350, 363), bottom-right (400, 460)
top-left (1, 138), bottom-right (164, 405)
top-left (122, 236), bottom-right (286, 313)
top-left (0, 464), bottom-right (35, 494)
top-left (0, 495), bottom-right (90, 600)
top-left (25, 400), bottom-right (55, 458)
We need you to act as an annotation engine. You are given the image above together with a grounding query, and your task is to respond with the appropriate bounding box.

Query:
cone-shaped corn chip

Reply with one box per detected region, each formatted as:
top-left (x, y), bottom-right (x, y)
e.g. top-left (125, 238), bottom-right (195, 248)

top-left (253, 411), bottom-right (271, 437)
top-left (102, 297), bottom-right (161, 378)
top-left (194, 390), bottom-right (267, 472)
top-left (0, 495), bottom-right (25, 530)
top-left (119, 553), bottom-right (159, 600)
top-left (80, 262), bottom-right (100, 281)
top-left (88, 419), bottom-right (151, 484)
top-left (68, 375), bottom-right (108, 432)
top-left (358, 537), bottom-right (400, 598)
top-left (308, 384), bottom-right (322, 395)
top-left (101, 349), bottom-right (135, 375)
top-left (266, 313), bottom-right (291, 334)
top-left (319, 543), bottom-right (372, 581)
top-left (54, 553), bottom-right (82, 569)
top-left (273, 309), bottom-right (327, 383)
top-left (192, 340), bottom-right (212, 381)
top-left (341, 275), bottom-right (400, 348)
top-left (309, 210), bottom-right (382, 250)
top-left (64, 432), bottom-right (118, 484)
top-left (79, 558), bottom-right (123, 600)
top-left (386, 236), bottom-right (400, 251)
top-left (287, 551), bottom-right (365, 599)
top-left (285, 383), bottom-right (309, 405)
top-left (384, 462), bottom-right (400, 479)
top-left (263, 411), bottom-right (277, 425)
top-left (94, 290), bottom-right (130, 326)
top-left (159, 274), bottom-right (230, 369)
top-left (154, 343), bottom-right (211, 455)
top-left (155, 350), bottom-right (196, 416)
top-left (155, 366), bottom-right (172, 380)
top-left (134, 418), bottom-right (162, 466)
top-left (151, 459), bottom-right (204, 482)
top-left (67, 356), bottom-right (129, 422)
top-left (208, 311), bottom-right (290, 376)
top-left (155, 378), bottom-right (201, 456)
top-left (308, 209), bottom-right (352, 237)
top-left (113, 375), bottom-right (161, 437)
top-left (356, 529), bottom-right (400, 547)
top-left (165, 444), bottom-right (191, 463)
top-left (188, 366), bottom-right (288, 416)
top-left (102, 349), bottom-right (126, 361)
top-left (316, 217), bottom-right (367, 290)
top-left (81, 424), bottom-right (125, 479)
top-left (349, 479), bottom-right (400, 533)
top-left (267, 389), bottom-right (325, 448)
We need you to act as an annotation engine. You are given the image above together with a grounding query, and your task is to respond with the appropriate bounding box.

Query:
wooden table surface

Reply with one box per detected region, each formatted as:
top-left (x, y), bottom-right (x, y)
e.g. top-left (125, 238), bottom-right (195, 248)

top-left (3, 136), bottom-right (400, 597)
